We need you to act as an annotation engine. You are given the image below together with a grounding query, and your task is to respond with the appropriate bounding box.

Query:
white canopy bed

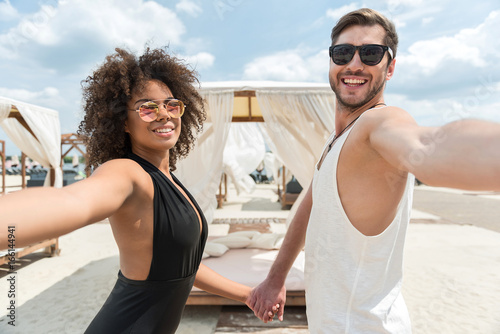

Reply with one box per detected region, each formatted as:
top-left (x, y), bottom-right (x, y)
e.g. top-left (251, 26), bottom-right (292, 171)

top-left (175, 81), bottom-right (336, 305)
top-left (0, 96), bottom-right (62, 263)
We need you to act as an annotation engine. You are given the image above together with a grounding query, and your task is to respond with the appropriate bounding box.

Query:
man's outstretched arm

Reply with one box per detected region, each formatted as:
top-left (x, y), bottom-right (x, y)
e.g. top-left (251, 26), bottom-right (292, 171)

top-left (248, 181), bottom-right (313, 322)
top-left (368, 109), bottom-right (500, 191)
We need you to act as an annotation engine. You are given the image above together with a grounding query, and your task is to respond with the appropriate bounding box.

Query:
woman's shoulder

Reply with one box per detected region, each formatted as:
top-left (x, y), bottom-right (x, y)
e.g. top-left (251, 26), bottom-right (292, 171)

top-left (91, 158), bottom-right (150, 184)
top-left (95, 157), bottom-right (141, 171)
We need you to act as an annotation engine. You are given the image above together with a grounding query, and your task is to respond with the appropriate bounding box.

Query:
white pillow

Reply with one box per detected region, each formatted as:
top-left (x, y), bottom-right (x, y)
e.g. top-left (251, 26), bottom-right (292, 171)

top-left (249, 233), bottom-right (285, 250)
top-left (228, 230), bottom-right (261, 239)
top-left (204, 242), bottom-right (229, 257)
top-left (202, 252), bottom-right (210, 259)
top-left (212, 235), bottom-right (252, 249)
top-left (274, 235), bottom-right (285, 249)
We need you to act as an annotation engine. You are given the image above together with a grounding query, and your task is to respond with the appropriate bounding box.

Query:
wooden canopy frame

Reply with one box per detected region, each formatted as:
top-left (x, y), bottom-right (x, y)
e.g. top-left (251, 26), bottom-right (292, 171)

top-left (231, 91), bottom-right (264, 122)
top-left (61, 133), bottom-right (89, 177)
top-left (4, 106), bottom-right (56, 188)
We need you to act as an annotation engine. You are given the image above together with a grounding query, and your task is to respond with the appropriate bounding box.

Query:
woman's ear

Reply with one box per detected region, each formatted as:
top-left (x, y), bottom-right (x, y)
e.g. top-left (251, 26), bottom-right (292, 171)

top-left (124, 120), bottom-right (130, 133)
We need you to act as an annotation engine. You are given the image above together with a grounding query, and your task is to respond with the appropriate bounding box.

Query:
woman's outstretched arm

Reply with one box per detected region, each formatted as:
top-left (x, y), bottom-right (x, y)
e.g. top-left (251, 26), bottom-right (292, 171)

top-left (0, 159), bottom-right (135, 249)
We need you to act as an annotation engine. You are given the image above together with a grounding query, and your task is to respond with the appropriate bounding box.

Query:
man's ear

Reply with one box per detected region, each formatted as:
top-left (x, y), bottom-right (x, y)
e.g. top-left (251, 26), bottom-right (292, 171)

top-left (386, 58), bottom-right (396, 81)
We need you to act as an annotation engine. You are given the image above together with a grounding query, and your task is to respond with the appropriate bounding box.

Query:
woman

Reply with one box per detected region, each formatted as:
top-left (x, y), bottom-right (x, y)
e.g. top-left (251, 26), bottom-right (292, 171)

top-left (0, 47), bottom-right (275, 333)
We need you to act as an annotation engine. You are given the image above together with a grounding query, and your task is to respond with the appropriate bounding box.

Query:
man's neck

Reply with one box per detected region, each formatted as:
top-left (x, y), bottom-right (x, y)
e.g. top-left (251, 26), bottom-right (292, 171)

top-left (335, 99), bottom-right (385, 130)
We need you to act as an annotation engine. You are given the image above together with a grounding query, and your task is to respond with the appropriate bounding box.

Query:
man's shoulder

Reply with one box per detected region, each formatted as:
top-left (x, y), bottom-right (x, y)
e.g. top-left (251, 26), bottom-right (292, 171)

top-left (358, 106), bottom-right (417, 134)
top-left (363, 105), bottom-right (413, 121)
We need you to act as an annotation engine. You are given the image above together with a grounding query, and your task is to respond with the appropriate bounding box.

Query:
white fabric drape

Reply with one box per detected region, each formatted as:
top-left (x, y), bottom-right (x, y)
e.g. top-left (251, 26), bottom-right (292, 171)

top-left (223, 123), bottom-right (266, 195)
top-left (256, 90), bottom-right (335, 187)
top-left (0, 97), bottom-right (62, 187)
top-left (0, 103), bottom-right (10, 121)
top-left (175, 90), bottom-right (234, 224)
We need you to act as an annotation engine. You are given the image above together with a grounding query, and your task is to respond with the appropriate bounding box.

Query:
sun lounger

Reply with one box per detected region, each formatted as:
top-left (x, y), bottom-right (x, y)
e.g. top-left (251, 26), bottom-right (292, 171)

top-left (188, 248), bottom-right (305, 305)
top-left (0, 238), bottom-right (60, 266)
top-left (187, 222), bottom-right (305, 306)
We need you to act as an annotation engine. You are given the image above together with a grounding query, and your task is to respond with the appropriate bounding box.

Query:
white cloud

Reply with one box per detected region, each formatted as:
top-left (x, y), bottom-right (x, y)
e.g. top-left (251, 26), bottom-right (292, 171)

top-left (0, 0), bottom-right (186, 61)
top-left (396, 10), bottom-right (500, 77)
top-left (0, 86), bottom-right (64, 107)
top-left (402, 37), bottom-right (485, 75)
top-left (386, 92), bottom-right (500, 126)
top-left (324, 2), bottom-right (439, 29)
top-left (0, 0), bottom-right (18, 21)
top-left (421, 17), bottom-right (434, 25)
top-left (242, 48), bottom-right (329, 82)
top-left (181, 51), bottom-right (215, 70)
top-left (326, 3), bottom-right (361, 22)
top-left (176, 0), bottom-right (202, 17)
top-left (382, 1), bottom-right (443, 29)
top-left (385, 0), bottom-right (424, 13)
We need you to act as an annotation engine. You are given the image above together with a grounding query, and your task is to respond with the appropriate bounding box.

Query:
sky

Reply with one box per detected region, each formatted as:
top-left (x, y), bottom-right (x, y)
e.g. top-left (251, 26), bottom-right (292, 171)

top-left (0, 0), bottom-right (499, 156)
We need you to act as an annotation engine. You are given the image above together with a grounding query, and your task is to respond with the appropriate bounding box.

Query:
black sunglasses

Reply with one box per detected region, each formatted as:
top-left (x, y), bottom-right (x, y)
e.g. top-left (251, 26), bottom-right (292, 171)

top-left (329, 44), bottom-right (393, 66)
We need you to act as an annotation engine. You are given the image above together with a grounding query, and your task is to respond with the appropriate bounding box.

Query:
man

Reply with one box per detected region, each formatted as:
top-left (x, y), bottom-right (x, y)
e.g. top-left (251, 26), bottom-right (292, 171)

top-left (248, 8), bottom-right (500, 333)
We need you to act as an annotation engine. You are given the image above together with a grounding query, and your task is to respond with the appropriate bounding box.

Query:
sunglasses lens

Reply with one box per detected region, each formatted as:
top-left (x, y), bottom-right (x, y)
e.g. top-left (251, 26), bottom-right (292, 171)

top-left (331, 44), bottom-right (388, 66)
top-left (360, 45), bottom-right (385, 66)
top-left (138, 102), bottom-right (158, 122)
top-left (332, 45), bottom-right (355, 65)
top-left (167, 100), bottom-right (184, 118)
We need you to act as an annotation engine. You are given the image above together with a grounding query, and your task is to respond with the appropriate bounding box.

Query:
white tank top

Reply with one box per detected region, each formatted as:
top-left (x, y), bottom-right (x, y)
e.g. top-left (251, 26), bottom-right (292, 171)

top-left (304, 110), bottom-right (414, 333)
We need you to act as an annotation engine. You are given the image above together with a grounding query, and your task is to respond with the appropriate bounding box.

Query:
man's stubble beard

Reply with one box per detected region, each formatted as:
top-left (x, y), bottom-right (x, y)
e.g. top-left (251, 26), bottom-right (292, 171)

top-left (330, 72), bottom-right (387, 113)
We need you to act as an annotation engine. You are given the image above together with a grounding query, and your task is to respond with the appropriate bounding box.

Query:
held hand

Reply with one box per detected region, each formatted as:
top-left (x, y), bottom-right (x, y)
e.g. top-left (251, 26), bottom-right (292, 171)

top-left (247, 279), bottom-right (286, 323)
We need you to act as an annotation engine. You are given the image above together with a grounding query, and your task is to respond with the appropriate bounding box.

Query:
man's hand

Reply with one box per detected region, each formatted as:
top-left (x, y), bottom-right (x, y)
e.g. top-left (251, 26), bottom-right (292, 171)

top-left (247, 279), bottom-right (287, 323)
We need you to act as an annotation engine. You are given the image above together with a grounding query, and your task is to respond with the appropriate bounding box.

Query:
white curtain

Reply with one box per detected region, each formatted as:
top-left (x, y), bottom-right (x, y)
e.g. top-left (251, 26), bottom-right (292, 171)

top-left (0, 97), bottom-right (62, 188)
top-left (175, 90), bottom-right (234, 224)
top-left (256, 90), bottom-right (335, 187)
top-left (0, 103), bottom-right (9, 121)
top-left (223, 123), bottom-right (266, 194)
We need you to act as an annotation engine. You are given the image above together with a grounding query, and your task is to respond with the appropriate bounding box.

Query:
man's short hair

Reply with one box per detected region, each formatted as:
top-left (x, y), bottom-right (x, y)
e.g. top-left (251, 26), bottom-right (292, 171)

top-left (331, 8), bottom-right (399, 59)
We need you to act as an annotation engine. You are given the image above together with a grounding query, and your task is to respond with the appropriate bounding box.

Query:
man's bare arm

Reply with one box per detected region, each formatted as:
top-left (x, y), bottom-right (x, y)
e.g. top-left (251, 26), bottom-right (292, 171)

top-left (369, 109), bottom-right (500, 190)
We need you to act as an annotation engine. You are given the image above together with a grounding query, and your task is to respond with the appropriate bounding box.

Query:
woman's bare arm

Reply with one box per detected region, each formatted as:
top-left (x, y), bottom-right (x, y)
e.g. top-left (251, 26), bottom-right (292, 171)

top-left (194, 263), bottom-right (252, 304)
top-left (0, 159), bottom-right (136, 249)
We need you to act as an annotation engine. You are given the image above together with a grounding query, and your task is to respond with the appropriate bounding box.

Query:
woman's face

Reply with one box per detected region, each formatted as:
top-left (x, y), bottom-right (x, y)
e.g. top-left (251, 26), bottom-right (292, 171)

top-left (125, 80), bottom-right (182, 157)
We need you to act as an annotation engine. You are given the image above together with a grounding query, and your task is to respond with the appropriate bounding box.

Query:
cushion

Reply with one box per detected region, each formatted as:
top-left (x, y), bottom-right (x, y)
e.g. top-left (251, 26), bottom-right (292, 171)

top-left (194, 248), bottom-right (305, 291)
top-left (249, 233), bottom-right (285, 250)
top-left (211, 235), bottom-right (252, 249)
top-left (227, 230), bottom-right (261, 239)
top-left (204, 242), bottom-right (229, 257)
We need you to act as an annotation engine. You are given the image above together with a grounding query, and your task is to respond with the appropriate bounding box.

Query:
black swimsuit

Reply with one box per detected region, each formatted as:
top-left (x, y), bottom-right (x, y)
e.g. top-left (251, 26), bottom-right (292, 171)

top-left (85, 153), bottom-right (208, 334)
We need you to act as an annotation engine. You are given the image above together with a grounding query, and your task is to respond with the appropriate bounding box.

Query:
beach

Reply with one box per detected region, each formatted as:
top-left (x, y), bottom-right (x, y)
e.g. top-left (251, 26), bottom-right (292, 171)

top-left (0, 183), bottom-right (499, 333)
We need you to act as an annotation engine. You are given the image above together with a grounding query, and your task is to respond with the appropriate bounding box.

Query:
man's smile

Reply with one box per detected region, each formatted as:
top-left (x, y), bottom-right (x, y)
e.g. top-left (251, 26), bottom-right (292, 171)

top-left (342, 78), bottom-right (368, 87)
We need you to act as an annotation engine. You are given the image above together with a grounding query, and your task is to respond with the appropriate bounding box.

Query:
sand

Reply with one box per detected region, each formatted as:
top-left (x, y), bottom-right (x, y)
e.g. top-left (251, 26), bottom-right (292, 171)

top-left (0, 184), bottom-right (499, 333)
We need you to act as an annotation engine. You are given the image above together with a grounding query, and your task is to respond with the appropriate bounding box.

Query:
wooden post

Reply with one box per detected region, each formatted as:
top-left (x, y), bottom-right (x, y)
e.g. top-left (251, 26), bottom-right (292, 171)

top-left (21, 152), bottom-right (26, 189)
top-left (60, 133), bottom-right (88, 177)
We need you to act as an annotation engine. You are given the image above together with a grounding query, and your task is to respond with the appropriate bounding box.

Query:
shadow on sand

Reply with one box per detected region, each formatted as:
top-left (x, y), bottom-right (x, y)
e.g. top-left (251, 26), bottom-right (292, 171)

top-left (0, 255), bottom-right (119, 334)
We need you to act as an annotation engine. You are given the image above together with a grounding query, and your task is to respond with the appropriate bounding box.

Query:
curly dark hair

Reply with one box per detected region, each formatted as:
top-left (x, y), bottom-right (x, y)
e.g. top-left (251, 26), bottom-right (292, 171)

top-left (78, 47), bottom-right (206, 173)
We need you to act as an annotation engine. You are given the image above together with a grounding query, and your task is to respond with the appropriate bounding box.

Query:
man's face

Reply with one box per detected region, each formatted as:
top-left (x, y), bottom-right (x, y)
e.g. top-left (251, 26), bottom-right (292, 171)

top-left (329, 24), bottom-right (395, 111)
